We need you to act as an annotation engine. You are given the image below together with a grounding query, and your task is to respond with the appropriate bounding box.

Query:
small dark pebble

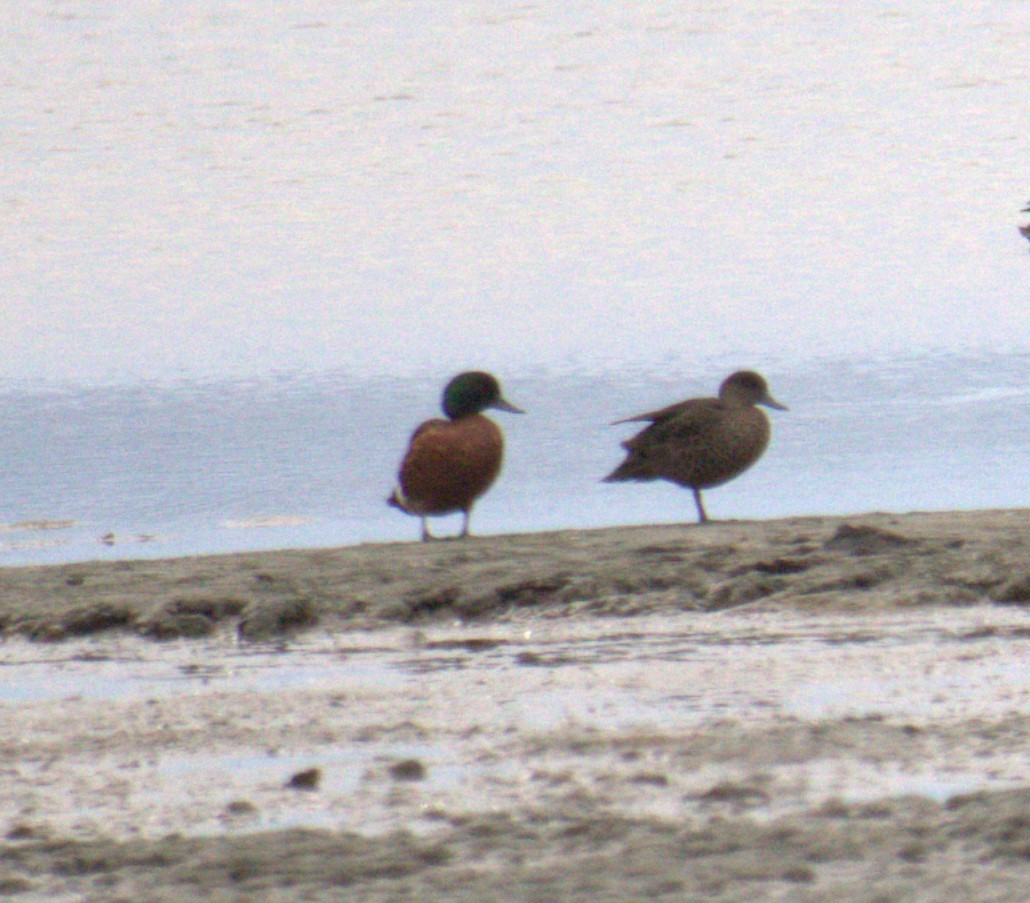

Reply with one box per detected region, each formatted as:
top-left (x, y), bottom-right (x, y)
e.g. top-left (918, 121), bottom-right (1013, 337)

top-left (898, 843), bottom-right (929, 863)
top-left (697, 782), bottom-right (770, 804)
top-left (6, 823), bottom-right (35, 840)
top-left (781, 864), bottom-right (816, 883)
top-left (286, 767), bottom-right (322, 791)
top-left (389, 758), bottom-right (426, 781)
top-left (224, 800), bottom-right (257, 816)
top-left (515, 651), bottom-right (543, 666)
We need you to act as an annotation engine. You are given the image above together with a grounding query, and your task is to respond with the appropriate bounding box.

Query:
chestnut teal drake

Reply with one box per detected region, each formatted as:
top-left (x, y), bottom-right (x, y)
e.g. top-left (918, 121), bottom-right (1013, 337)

top-left (604, 370), bottom-right (787, 523)
top-left (388, 371), bottom-right (523, 541)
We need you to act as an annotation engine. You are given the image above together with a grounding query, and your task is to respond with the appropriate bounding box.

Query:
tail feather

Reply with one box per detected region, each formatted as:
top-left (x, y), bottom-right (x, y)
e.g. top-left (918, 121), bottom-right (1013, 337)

top-left (603, 459), bottom-right (653, 482)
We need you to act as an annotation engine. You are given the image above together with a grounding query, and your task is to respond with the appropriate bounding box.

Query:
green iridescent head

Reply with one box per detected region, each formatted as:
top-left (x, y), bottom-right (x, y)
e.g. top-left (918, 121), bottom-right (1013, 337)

top-left (442, 371), bottom-right (524, 420)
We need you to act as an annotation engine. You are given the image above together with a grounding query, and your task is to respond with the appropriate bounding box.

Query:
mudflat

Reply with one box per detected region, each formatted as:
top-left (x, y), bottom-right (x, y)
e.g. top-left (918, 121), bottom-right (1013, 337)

top-left (1, 510), bottom-right (1027, 900)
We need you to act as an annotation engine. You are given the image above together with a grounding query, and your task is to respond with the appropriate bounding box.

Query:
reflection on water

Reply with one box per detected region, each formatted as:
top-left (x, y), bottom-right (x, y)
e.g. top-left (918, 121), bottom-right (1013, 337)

top-left (0, 350), bottom-right (1026, 565)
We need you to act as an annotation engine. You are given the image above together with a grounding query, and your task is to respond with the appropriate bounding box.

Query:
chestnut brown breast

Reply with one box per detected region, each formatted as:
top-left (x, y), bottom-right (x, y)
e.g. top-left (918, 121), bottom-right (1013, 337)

top-left (397, 414), bottom-right (505, 515)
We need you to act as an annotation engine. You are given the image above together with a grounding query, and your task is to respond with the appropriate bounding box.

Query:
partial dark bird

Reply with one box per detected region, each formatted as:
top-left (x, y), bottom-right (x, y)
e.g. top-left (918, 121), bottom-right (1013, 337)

top-left (604, 370), bottom-right (787, 524)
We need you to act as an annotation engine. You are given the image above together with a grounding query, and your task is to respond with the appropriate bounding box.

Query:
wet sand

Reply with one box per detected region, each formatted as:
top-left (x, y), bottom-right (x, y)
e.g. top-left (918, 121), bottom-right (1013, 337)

top-left (1, 510), bottom-right (1027, 900)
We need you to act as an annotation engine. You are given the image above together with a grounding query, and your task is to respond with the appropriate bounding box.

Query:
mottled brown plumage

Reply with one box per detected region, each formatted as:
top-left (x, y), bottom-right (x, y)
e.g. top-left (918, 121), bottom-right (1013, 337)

top-left (388, 371), bottom-right (523, 541)
top-left (604, 370), bottom-right (787, 523)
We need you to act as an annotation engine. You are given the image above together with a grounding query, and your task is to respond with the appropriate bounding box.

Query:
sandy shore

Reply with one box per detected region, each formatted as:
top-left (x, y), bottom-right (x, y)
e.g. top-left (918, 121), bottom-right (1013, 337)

top-left (1, 510), bottom-right (1027, 899)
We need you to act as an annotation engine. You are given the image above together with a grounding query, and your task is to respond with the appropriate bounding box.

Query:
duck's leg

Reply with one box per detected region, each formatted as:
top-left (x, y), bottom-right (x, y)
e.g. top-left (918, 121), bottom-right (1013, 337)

top-left (458, 509), bottom-right (471, 539)
top-left (692, 488), bottom-right (709, 524)
top-left (421, 517), bottom-right (436, 542)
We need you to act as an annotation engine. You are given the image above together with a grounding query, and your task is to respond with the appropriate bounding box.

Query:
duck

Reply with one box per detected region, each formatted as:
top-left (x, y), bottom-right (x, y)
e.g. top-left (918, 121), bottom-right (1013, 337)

top-left (603, 370), bottom-right (787, 524)
top-left (1020, 202), bottom-right (1030, 249)
top-left (388, 371), bottom-right (523, 541)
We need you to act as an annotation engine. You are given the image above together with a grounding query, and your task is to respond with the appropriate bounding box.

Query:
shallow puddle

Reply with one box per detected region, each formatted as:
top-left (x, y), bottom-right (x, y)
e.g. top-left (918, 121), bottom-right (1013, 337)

top-left (1, 606), bottom-right (1026, 839)
top-left (0, 640), bottom-right (404, 703)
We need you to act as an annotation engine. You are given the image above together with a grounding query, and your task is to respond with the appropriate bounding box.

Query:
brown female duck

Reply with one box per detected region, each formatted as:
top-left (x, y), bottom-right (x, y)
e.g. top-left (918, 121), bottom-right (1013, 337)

top-left (388, 371), bottom-right (523, 541)
top-left (604, 370), bottom-right (787, 523)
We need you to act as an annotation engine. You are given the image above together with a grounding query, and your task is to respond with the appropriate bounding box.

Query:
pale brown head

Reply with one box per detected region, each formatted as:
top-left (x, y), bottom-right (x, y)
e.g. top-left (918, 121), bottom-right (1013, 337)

top-left (718, 371), bottom-right (788, 410)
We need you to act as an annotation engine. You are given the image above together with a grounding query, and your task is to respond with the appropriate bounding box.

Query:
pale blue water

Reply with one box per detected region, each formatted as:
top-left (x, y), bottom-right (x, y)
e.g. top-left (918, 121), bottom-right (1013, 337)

top-left (1, 2), bottom-right (1027, 563)
top-left (0, 350), bottom-right (1026, 565)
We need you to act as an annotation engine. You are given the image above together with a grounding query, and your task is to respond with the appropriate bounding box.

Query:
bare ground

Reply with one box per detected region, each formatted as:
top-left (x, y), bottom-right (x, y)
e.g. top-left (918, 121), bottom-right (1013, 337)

top-left (0, 509), bottom-right (1027, 900)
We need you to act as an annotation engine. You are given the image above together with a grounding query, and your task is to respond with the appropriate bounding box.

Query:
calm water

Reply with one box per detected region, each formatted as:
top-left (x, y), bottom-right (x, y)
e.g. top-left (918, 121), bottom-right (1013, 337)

top-left (0, 351), bottom-right (1026, 565)
top-left (1, 2), bottom-right (1027, 563)
top-left (3, 1), bottom-right (1028, 383)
